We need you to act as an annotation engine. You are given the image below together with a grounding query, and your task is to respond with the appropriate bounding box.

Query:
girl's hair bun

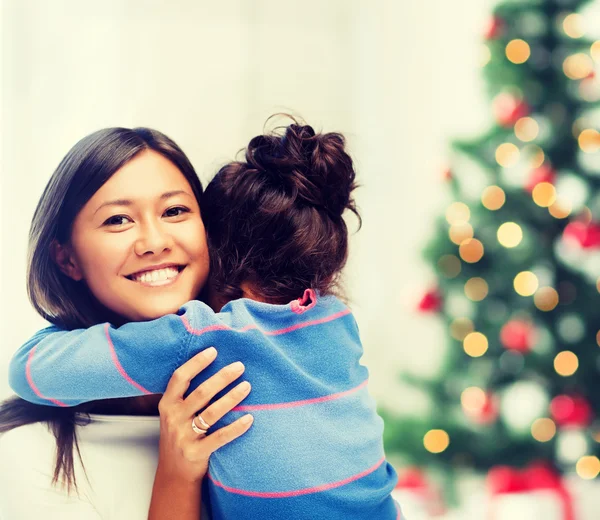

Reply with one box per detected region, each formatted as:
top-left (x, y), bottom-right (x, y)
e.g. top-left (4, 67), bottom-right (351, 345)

top-left (245, 118), bottom-right (358, 218)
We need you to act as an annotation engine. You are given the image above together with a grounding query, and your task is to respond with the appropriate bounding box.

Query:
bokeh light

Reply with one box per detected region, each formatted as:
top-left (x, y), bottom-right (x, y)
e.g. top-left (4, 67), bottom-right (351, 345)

top-left (524, 144), bottom-right (545, 169)
top-left (449, 223), bottom-right (474, 245)
top-left (596, 330), bottom-right (600, 347)
top-left (578, 128), bottom-right (600, 153)
top-left (563, 14), bottom-right (585, 38)
top-left (514, 117), bottom-right (539, 142)
top-left (464, 277), bottom-right (489, 302)
top-left (461, 387), bottom-right (486, 414)
top-left (591, 41), bottom-right (600, 62)
top-left (506, 39), bottom-right (530, 64)
top-left (549, 198), bottom-right (573, 219)
top-left (438, 255), bottom-right (461, 278)
top-left (463, 332), bottom-right (488, 357)
top-left (497, 222), bottom-right (523, 248)
top-left (514, 271), bottom-right (539, 296)
top-left (496, 143), bottom-right (520, 167)
top-left (481, 185), bottom-right (506, 210)
top-left (563, 53), bottom-right (594, 80)
top-left (534, 287), bottom-right (559, 311)
top-left (459, 239), bottom-right (484, 263)
top-left (554, 351), bottom-right (579, 376)
top-left (446, 202), bottom-right (471, 225)
top-left (576, 456), bottom-right (600, 480)
top-left (532, 182), bottom-right (556, 207)
top-left (423, 429), bottom-right (450, 454)
top-left (450, 317), bottom-right (474, 341)
top-left (531, 418), bottom-right (556, 442)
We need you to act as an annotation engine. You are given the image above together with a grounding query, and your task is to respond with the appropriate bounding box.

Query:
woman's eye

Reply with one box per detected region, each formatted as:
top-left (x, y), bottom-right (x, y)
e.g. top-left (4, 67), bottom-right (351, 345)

top-left (164, 206), bottom-right (190, 218)
top-left (103, 215), bottom-right (132, 226)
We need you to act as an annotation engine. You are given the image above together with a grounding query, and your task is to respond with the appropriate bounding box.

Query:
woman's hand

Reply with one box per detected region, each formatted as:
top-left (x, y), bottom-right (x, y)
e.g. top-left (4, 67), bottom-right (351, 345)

top-left (155, 346), bottom-right (253, 483)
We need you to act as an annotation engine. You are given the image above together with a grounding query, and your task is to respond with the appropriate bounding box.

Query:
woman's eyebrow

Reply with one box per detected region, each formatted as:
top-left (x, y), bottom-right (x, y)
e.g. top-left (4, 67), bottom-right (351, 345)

top-left (93, 190), bottom-right (194, 215)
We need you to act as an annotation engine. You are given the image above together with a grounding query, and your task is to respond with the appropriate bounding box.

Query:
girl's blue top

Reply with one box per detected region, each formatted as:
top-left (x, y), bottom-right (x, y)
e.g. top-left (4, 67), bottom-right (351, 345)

top-left (9, 290), bottom-right (403, 519)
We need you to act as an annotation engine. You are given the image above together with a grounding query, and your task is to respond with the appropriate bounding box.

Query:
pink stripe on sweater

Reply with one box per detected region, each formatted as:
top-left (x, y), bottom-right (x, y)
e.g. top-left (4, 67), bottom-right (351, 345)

top-left (232, 379), bottom-right (369, 412)
top-left (181, 308), bottom-right (351, 337)
top-left (25, 346), bottom-right (68, 407)
top-left (104, 324), bottom-right (152, 395)
top-left (208, 456), bottom-right (386, 498)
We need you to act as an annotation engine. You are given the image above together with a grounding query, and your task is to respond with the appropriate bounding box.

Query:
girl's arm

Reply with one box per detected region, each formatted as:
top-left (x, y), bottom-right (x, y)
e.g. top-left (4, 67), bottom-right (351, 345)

top-left (8, 300), bottom-right (220, 407)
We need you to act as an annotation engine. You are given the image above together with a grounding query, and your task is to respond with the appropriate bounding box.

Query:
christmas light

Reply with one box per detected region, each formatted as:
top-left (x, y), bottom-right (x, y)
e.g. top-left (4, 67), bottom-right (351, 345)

top-left (449, 223), bottom-right (474, 245)
top-left (464, 277), bottom-right (489, 301)
top-left (534, 287), bottom-right (559, 311)
top-left (423, 429), bottom-right (450, 454)
top-left (481, 185), bottom-right (505, 210)
top-left (563, 53), bottom-right (593, 80)
top-left (576, 456), bottom-right (600, 480)
top-left (523, 144), bottom-right (545, 168)
top-left (554, 351), bottom-right (579, 376)
top-left (514, 117), bottom-right (539, 142)
top-left (548, 198), bottom-right (572, 219)
top-left (532, 182), bottom-right (556, 207)
top-left (437, 255), bottom-right (461, 278)
top-left (461, 387), bottom-right (486, 414)
top-left (459, 238), bottom-right (484, 263)
top-left (591, 41), bottom-right (600, 62)
top-left (497, 222), bottom-right (523, 248)
top-left (578, 128), bottom-right (600, 153)
top-left (514, 271), bottom-right (539, 296)
top-left (531, 418), bottom-right (556, 442)
top-left (596, 330), bottom-right (600, 347)
top-left (450, 317), bottom-right (474, 341)
top-left (562, 14), bottom-right (585, 39)
top-left (506, 39), bottom-right (530, 64)
top-left (495, 143), bottom-right (520, 167)
top-left (463, 332), bottom-right (488, 357)
top-left (445, 202), bottom-right (470, 225)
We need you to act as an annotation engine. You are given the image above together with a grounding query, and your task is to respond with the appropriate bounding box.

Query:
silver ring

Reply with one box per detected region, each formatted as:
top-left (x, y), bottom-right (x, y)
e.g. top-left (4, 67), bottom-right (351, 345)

top-left (191, 414), bottom-right (210, 435)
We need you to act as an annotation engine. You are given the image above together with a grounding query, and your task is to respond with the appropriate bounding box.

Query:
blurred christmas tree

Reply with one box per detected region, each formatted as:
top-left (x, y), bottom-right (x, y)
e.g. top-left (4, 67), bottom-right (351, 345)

top-left (384, 0), bottom-right (600, 504)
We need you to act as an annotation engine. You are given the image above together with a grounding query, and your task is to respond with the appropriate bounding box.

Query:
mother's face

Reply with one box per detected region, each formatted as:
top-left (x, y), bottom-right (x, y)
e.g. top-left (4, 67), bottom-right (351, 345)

top-left (56, 150), bottom-right (210, 323)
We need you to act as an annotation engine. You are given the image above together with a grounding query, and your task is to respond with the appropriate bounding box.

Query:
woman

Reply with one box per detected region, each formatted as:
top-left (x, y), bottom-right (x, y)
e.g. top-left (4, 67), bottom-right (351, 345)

top-left (0, 127), bottom-right (253, 519)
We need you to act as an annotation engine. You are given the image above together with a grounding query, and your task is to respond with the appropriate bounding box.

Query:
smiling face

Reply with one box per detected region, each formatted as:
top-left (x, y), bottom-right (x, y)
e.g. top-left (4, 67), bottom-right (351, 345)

top-left (57, 150), bottom-right (209, 323)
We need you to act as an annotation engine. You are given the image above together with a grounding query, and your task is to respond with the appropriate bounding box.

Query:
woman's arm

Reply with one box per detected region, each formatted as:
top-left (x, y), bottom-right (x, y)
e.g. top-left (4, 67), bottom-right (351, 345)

top-left (8, 300), bottom-right (221, 406)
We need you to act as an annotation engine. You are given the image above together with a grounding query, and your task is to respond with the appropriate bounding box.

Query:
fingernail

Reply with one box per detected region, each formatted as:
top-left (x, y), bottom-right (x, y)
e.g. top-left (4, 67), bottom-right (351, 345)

top-left (203, 347), bottom-right (217, 358)
top-left (231, 361), bottom-right (244, 372)
top-left (238, 381), bottom-right (251, 392)
top-left (241, 414), bottom-right (254, 425)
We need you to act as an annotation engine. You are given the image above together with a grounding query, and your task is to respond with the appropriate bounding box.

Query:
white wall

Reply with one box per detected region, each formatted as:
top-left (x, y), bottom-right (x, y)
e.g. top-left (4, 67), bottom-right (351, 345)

top-left (0, 0), bottom-right (492, 410)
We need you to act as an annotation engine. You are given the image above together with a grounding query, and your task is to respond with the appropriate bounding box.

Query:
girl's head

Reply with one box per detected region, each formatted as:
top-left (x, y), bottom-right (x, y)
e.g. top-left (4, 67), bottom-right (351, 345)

top-left (28, 127), bottom-right (209, 329)
top-left (202, 119), bottom-right (360, 306)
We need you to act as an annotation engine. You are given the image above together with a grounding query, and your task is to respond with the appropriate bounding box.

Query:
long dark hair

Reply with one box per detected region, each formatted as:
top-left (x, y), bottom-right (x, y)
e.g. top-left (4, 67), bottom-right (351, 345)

top-left (202, 117), bottom-right (360, 304)
top-left (0, 127), bottom-right (203, 492)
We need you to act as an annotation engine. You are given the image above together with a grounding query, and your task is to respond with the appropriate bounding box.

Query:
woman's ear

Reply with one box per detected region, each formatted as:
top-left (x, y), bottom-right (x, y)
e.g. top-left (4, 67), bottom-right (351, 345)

top-left (50, 240), bottom-right (83, 281)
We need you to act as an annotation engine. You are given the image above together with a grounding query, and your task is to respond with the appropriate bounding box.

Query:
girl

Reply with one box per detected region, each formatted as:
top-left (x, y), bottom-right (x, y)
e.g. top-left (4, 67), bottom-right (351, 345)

top-left (0, 127), bottom-right (253, 520)
top-left (7, 121), bottom-right (402, 519)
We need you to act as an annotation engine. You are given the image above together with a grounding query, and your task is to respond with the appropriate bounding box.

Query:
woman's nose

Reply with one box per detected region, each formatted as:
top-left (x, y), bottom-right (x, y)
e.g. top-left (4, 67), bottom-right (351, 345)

top-left (134, 222), bottom-right (174, 256)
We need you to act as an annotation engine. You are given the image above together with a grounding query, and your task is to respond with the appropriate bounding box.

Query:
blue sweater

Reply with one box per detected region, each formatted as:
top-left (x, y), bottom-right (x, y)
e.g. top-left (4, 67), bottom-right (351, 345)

top-left (9, 290), bottom-right (402, 519)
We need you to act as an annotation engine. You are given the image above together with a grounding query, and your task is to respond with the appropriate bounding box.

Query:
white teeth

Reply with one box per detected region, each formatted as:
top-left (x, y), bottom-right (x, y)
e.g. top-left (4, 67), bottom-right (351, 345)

top-left (133, 267), bottom-right (179, 284)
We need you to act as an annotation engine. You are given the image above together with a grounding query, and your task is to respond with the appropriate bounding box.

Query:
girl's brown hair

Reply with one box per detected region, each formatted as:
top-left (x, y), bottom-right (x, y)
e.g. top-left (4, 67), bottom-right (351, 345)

top-left (0, 127), bottom-right (203, 492)
top-left (202, 118), bottom-right (360, 304)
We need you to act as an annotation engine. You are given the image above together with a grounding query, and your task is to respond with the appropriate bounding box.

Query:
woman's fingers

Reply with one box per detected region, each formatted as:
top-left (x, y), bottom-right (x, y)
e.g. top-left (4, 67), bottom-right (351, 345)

top-left (183, 361), bottom-right (246, 414)
top-left (196, 380), bottom-right (251, 428)
top-left (199, 414), bottom-right (254, 454)
top-left (162, 347), bottom-right (217, 404)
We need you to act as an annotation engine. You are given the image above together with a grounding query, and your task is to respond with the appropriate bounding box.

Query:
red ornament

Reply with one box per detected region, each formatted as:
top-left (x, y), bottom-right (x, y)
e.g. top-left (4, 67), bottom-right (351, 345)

top-left (550, 395), bottom-right (592, 428)
top-left (500, 320), bottom-right (535, 352)
top-left (525, 165), bottom-right (556, 192)
top-left (493, 93), bottom-right (529, 127)
top-left (417, 290), bottom-right (442, 313)
top-left (484, 16), bottom-right (504, 40)
top-left (562, 221), bottom-right (600, 249)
